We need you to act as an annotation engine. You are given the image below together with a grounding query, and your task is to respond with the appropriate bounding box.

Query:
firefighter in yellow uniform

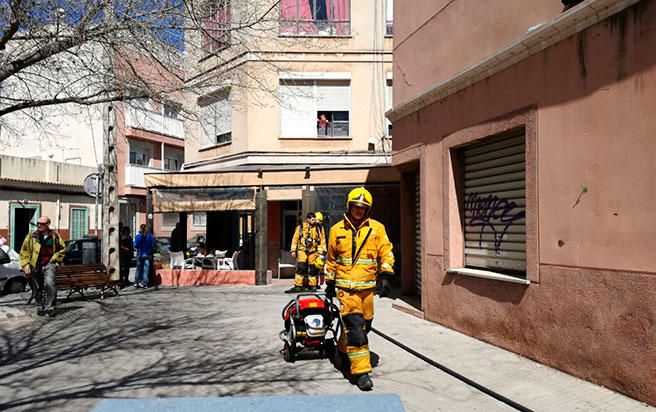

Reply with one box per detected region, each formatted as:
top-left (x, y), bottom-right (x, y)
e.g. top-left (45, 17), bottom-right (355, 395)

top-left (325, 187), bottom-right (394, 391)
top-left (286, 212), bottom-right (326, 293)
top-left (313, 211), bottom-right (327, 285)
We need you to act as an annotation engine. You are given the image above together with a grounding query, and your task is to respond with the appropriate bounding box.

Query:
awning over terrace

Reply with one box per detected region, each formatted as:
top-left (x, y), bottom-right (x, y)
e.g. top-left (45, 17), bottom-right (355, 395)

top-left (152, 187), bottom-right (255, 213)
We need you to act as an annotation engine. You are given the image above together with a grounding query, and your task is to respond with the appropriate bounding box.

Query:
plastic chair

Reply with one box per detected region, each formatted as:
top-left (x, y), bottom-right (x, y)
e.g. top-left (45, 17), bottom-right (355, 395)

top-left (170, 251), bottom-right (185, 269)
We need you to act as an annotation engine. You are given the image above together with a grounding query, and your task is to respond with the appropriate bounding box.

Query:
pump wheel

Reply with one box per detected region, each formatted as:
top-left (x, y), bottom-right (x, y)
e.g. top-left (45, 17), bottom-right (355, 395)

top-left (282, 342), bottom-right (296, 363)
top-left (323, 339), bottom-right (335, 359)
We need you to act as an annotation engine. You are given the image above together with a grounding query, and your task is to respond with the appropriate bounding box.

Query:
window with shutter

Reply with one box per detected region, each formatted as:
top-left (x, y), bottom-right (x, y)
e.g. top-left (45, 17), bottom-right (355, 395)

top-left (462, 134), bottom-right (526, 278)
top-left (200, 89), bottom-right (232, 147)
top-left (385, 0), bottom-right (393, 36)
top-left (70, 208), bottom-right (88, 240)
top-left (280, 78), bottom-right (350, 138)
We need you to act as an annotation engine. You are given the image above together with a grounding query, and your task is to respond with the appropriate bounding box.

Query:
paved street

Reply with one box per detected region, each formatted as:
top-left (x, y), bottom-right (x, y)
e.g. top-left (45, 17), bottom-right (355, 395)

top-left (0, 284), bottom-right (653, 411)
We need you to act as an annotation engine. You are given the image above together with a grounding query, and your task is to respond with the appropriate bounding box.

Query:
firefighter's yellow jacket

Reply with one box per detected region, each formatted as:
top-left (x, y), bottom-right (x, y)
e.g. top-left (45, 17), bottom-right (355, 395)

top-left (325, 215), bottom-right (394, 291)
top-left (291, 222), bottom-right (326, 255)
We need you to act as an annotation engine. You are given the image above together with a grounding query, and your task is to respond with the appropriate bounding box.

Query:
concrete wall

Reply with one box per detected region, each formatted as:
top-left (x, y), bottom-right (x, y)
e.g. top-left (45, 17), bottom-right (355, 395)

top-left (393, 0), bottom-right (561, 104)
top-left (0, 155), bottom-right (97, 186)
top-left (0, 192), bottom-right (101, 247)
top-left (393, 1), bottom-right (656, 405)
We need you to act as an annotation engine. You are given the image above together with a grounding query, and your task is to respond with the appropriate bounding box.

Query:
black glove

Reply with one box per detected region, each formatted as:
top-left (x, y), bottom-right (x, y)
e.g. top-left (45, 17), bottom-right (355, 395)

top-left (325, 280), bottom-right (336, 298)
top-left (377, 272), bottom-right (394, 298)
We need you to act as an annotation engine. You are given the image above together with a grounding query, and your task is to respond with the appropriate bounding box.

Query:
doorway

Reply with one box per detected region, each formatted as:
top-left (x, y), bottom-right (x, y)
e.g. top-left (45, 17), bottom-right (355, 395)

top-left (10, 204), bottom-right (40, 251)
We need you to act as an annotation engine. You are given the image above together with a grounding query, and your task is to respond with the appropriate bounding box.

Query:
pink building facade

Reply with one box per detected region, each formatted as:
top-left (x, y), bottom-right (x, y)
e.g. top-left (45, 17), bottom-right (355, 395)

top-left (390, 0), bottom-right (655, 405)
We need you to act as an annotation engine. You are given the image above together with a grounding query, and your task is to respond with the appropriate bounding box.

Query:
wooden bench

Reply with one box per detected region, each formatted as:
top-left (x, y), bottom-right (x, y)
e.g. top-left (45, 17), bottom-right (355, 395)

top-left (27, 263), bottom-right (120, 304)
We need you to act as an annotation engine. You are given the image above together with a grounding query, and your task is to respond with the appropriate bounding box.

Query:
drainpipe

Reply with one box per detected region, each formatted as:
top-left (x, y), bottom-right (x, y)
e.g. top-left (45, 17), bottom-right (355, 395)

top-left (160, 142), bottom-right (164, 171)
top-left (56, 196), bottom-right (61, 231)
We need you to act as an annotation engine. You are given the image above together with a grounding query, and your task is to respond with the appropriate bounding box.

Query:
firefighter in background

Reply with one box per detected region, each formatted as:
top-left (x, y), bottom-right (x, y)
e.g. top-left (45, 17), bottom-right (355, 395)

top-left (285, 212), bottom-right (326, 293)
top-left (313, 211), bottom-right (327, 286)
top-left (325, 187), bottom-right (394, 391)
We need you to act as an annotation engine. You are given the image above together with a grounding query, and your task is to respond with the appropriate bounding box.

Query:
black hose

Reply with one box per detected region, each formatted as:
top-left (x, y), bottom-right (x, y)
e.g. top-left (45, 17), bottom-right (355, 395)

top-left (371, 327), bottom-right (535, 412)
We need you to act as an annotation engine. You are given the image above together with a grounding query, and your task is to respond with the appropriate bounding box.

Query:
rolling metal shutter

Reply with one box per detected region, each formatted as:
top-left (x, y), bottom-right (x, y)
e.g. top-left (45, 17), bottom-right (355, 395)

top-left (463, 134), bottom-right (526, 276)
top-left (414, 171), bottom-right (422, 296)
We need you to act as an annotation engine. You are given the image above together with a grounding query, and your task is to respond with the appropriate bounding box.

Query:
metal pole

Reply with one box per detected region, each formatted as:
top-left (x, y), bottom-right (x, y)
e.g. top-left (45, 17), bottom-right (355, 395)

top-left (255, 189), bottom-right (268, 285)
top-left (94, 172), bottom-right (100, 236)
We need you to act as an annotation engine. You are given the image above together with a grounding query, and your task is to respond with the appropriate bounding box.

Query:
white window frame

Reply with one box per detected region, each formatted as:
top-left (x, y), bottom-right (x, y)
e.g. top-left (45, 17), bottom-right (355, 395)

top-left (200, 89), bottom-right (232, 148)
top-left (193, 212), bottom-right (207, 227)
top-left (129, 140), bottom-right (152, 166)
top-left (279, 74), bottom-right (351, 139)
top-left (385, 0), bottom-right (393, 36)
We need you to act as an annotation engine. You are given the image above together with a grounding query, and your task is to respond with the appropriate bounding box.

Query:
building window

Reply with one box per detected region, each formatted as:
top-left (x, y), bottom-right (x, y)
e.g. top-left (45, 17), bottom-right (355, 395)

top-left (200, 89), bottom-right (232, 147)
top-left (461, 133), bottom-right (526, 278)
top-left (385, 77), bottom-right (392, 137)
top-left (162, 213), bottom-right (178, 227)
top-left (70, 207), bottom-right (88, 240)
top-left (202, 0), bottom-right (231, 55)
top-left (280, 78), bottom-right (350, 138)
top-left (163, 103), bottom-right (180, 119)
top-left (193, 212), bottom-right (207, 227)
top-left (129, 141), bottom-right (151, 166)
top-left (385, 0), bottom-right (393, 36)
top-left (279, 0), bottom-right (350, 36)
top-left (164, 157), bottom-right (181, 170)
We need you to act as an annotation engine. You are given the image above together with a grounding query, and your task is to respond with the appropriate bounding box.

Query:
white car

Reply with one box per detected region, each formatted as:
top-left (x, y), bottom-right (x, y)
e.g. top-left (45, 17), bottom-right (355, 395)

top-left (0, 245), bottom-right (26, 294)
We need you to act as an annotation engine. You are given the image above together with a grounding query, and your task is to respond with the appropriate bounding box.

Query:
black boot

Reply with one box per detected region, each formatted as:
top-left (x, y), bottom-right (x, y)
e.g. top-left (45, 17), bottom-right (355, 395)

top-left (284, 286), bottom-right (304, 294)
top-left (355, 373), bottom-right (373, 391)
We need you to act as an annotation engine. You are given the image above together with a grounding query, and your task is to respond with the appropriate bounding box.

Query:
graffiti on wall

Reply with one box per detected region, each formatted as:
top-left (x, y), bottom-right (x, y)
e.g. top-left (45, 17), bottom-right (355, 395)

top-left (465, 192), bottom-right (525, 251)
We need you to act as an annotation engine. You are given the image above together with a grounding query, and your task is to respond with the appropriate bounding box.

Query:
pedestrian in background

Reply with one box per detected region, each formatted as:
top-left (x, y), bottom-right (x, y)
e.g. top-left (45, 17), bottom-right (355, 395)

top-left (119, 226), bottom-right (133, 287)
top-left (19, 216), bottom-right (66, 317)
top-left (133, 224), bottom-right (155, 288)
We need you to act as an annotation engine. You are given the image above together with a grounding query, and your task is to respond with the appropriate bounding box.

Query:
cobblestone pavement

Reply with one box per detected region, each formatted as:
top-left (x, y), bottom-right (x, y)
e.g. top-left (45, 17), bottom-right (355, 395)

top-left (0, 285), bottom-right (652, 411)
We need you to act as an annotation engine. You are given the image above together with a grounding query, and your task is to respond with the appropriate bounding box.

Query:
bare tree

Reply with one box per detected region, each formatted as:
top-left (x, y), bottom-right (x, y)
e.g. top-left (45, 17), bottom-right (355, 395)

top-left (0, 0), bottom-right (295, 141)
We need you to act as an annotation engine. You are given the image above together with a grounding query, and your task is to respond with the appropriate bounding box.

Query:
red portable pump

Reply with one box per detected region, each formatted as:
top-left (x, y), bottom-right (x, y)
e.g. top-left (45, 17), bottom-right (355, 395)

top-left (279, 292), bottom-right (340, 362)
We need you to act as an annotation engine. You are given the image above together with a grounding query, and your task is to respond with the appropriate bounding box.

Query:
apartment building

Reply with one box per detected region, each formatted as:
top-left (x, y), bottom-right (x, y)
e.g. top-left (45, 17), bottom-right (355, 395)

top-left (146, 0), bottom-right (400, 271)
top-left (389, 0), bottom-right (655, 405)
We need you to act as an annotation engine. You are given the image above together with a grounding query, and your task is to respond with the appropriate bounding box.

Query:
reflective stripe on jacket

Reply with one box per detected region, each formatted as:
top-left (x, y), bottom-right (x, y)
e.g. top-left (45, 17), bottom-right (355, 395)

top-left (18, 230), bottom-right (66, 270)
top-left (325, 215), bottom-right (394, 291)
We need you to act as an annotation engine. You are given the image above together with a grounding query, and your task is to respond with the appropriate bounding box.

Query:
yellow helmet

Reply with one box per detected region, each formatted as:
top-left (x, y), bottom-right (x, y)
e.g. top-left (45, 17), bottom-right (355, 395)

top-left (314, 211), bottom-right (324, 223)
top-left (346, 187), bottom-right (373, 210)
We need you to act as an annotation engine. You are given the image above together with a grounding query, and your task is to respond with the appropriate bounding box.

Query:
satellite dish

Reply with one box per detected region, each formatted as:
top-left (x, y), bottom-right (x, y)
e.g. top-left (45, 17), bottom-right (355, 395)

top-left (83, 173), bottom-right (103, 198)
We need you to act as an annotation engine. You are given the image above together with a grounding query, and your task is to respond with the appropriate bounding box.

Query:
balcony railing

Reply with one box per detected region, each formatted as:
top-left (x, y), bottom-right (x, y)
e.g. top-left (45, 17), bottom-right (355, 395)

top-left (316, 121), bottom-right (349, 137)
top-left (125, 164), bottom-right (163, 188)
top-left (125, 107), bottom-right (185, 139)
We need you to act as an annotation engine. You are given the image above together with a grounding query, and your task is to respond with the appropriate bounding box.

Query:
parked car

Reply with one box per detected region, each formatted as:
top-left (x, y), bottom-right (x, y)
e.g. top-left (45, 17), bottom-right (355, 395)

top-left (0, 246), bottom-right (26, 294)
top-left (64, 237), bottom-right (102, 265)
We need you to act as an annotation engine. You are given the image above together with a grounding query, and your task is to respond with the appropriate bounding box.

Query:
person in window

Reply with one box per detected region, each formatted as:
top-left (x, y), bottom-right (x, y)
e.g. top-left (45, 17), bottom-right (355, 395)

top-left (317, 113), bottom-right (330, 136)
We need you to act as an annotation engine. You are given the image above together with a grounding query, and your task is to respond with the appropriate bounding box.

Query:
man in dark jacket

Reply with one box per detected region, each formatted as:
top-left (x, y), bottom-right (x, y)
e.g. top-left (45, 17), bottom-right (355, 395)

top-left (119, 226), bottom-right (133, 287)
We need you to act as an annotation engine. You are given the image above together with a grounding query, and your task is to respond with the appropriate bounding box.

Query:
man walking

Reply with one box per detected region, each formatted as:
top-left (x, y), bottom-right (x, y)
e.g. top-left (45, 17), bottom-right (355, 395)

top-left (119, 226), bottom-right (133, 287)
top-left (133, 224), bottom-right (155, 288)
top-left (286, 212), bottom-right (325, 293)
top-left (325, 187), bottom-right (395, 391)
top-left (19, 216), bottom-right (66, 317)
